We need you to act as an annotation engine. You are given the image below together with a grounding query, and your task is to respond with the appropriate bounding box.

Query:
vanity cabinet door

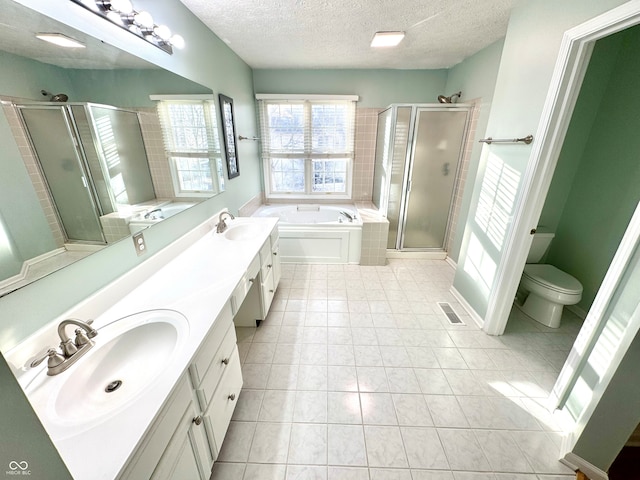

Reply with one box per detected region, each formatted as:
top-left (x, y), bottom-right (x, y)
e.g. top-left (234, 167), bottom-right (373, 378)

top-left (260, 265), bottom-right (275, 317)
top-left (150, 400), bottom-right (211, 480)
top-left (271, 237), bottom-right (281, 289)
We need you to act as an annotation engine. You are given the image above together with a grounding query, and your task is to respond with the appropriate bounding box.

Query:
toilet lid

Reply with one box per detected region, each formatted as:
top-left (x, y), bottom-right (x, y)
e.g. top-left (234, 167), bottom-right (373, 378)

top-left (523, 264), bottom-right (583, 294)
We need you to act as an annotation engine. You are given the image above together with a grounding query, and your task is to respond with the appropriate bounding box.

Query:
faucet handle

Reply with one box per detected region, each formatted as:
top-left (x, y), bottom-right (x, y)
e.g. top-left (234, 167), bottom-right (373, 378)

top-left (30, 348), bottom-right (65, 369)
top-left (74, 328), bottom-right (91, 347)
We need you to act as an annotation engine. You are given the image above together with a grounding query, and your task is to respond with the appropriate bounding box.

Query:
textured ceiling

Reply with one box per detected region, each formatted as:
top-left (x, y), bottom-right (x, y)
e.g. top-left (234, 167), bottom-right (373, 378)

top-left (179, 0), bottom-right (514, 69)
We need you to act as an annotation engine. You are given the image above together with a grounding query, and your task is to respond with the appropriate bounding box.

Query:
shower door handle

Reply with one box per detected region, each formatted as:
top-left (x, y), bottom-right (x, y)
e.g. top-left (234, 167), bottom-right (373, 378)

top-left (81, 176), bottom-right (88, 188)
top-left (407, 180), bottom-right (412, 192)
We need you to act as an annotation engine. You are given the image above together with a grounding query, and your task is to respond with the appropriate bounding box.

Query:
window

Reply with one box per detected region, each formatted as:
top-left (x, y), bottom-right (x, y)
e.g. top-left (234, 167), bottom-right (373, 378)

top-left (154, 96), bottom-right (224, 197)
top-left (257, 95), bottom-right (357, 198)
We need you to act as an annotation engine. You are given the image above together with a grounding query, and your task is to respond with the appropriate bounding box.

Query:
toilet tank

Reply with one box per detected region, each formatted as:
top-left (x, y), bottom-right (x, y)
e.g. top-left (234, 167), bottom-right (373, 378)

top-left (527, 232), bottom-right (555, 263)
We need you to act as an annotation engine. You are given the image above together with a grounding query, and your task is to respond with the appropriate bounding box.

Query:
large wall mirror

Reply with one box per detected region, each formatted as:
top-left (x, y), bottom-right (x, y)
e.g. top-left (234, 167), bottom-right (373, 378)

top-left (0, 0), bottom-right (225, 297)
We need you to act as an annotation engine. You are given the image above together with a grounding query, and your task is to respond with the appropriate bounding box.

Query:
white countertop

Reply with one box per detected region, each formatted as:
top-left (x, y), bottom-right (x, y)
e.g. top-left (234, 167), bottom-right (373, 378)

top-left (6, 213), bottom-right (278, 480)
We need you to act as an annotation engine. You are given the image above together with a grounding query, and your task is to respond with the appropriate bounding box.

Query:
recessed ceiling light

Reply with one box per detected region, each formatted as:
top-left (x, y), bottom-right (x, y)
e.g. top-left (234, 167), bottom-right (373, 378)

top-left (35, 33), bottom-right (86, 48)
top-left (371, 31), bottom-right (405, 48)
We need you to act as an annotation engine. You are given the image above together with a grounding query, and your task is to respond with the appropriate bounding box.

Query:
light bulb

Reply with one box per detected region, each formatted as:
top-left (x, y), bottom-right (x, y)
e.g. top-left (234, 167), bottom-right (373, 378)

top-left (154, 25), bottom-right (171, 41)
top-left (169, 34), bottom-right (185, 49)
top-left (134, 11), bottom-right (154, 29)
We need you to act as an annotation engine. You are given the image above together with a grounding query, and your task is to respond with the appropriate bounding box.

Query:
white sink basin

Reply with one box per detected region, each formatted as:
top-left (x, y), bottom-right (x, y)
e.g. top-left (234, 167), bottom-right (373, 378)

top-left (28, 310), bottom-right (189, 438)
top-left (224, 223), bottom-right (262, 241)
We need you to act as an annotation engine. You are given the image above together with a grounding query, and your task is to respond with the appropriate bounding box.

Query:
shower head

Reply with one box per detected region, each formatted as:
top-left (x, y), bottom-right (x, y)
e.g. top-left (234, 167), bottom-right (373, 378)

top-left (40, 90), bottom-right (68, 102)
top-left (437, 91), bottom-right (462, 104)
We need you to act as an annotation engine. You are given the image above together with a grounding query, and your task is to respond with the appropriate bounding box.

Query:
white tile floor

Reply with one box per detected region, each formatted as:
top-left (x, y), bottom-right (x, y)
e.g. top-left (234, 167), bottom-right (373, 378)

top-left (211, 259), bottom-right (581, 480)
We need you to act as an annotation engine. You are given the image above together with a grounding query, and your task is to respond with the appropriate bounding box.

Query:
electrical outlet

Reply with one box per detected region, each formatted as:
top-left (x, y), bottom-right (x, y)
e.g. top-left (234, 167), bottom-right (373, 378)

top-left (132, 231), bottom-right (147, 256)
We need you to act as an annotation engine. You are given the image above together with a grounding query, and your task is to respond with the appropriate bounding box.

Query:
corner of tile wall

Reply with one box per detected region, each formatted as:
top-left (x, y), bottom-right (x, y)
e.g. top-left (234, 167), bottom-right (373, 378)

top-left (356, 202), bottom-right (389, 266)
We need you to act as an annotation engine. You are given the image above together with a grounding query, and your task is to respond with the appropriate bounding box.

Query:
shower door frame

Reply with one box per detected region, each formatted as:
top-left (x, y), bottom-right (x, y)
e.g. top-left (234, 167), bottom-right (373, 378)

top-left (17, 104), bottom-right (107, 245)
top-left (395, 105), bottom-right (471, 252)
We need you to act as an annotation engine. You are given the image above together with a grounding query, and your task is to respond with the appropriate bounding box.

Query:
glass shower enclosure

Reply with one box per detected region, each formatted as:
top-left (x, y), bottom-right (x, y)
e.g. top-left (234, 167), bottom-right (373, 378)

top-left (18, 103), bottom-right (155, 244)
top-left (372, 104), bottom-right (470, 251)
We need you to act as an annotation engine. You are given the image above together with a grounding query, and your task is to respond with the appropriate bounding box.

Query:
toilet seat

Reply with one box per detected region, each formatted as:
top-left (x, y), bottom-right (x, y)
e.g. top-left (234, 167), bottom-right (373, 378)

top-left (523, 264), bottom-right (583, 295)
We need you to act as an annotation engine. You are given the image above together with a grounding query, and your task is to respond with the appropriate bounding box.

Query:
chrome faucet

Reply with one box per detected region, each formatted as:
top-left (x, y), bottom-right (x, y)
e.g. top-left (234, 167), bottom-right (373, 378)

top-left (144, 208), bottom-right (163, 220)
top-left (216, 211), bottom-right (235, 233)
top-left (339, 211), bottom-right (355, 222)
top-left (30, 318), bottom-right (98, 376)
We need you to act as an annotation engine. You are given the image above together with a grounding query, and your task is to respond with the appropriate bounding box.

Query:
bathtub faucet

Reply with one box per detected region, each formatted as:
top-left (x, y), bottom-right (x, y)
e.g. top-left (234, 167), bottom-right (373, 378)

top-left (144, 208), bottom-right (163, 220)
top-left (339, 211), bottom-right (355, 222)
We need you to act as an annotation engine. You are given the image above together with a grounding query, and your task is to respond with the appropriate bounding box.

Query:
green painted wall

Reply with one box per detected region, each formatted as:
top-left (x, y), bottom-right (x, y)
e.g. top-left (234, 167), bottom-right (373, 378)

top-left (542, 27), bottom-right (640, 312)
top-left (452, 0), bottom-right (628, 319)
top-left (68, 68), bottom-right (212, 108)
top-left (444, 39), bottom-right (505, 262)
top-left (253, 69), bottom-right (448, 108)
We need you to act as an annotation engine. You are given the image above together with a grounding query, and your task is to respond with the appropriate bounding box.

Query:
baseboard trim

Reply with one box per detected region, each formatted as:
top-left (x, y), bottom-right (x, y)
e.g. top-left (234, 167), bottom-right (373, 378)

top-left (567, 304), bottom-right (588, 319)
top-left (450, 286), bottom-right (484, 329)
top-left (562, 452), bottom-right (609, 480)
top-left (0, 248), bottom-right (66, 290)
top-left (445, 256), bottom-right (457, 269)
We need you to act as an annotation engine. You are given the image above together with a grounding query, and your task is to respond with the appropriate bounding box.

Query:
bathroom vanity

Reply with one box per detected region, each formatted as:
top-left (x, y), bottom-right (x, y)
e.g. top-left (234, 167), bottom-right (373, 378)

top-left (5, 211), bottom-right (279, 480)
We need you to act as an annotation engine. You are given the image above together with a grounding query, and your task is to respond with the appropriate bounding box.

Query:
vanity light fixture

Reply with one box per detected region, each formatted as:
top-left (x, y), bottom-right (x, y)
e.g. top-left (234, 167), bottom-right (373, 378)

top-left (70, 0), bottom-right (185, 54)
top-left (36, 33), bottom-right (86, 48)
top-left (371, 31), bottom-right (405, 48)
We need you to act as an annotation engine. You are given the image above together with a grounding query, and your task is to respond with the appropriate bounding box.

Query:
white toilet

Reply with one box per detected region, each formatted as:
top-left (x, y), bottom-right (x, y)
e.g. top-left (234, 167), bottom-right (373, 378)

top-left (516, 232), bottom-right (583, 328)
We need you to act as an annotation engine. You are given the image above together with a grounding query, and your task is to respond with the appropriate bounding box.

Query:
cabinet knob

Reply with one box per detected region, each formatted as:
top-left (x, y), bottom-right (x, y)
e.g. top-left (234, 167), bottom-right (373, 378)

top-left (269, 289), bottom-right (274, 293)
top-left (249, 278), bottom-right (254, 283)
top-left (221, 357), bottom-right (230, 365)
top-left (228, 393), bottom-right (236, 401)
top-left (273, 252), bottom-right (278, 256)
top-left (192, 416), bottom-right (203, 426)
top-left (267, 264), bottom-right (272, 268)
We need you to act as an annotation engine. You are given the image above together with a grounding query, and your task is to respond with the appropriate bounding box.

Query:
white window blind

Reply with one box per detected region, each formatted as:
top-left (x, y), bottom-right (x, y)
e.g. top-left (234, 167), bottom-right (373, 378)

top-left (257, 96), bottom-right (356, 198)
top-left (155, 98), bottom-right (224, 196)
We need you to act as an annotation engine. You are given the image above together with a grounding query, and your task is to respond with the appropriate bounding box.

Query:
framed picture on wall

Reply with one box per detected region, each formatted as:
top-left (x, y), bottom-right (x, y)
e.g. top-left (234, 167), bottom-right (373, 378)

top-left (219, 93), bottom-right (240, 179)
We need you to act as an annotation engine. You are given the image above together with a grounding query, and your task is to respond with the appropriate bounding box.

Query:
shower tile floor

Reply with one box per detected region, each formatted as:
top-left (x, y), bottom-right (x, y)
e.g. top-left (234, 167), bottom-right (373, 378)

top-left (210, 259), bottom-right (582, 480)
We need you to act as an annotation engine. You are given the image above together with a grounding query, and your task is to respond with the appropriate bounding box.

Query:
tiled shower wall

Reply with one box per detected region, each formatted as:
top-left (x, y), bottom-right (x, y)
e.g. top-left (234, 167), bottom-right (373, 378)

top-left (136, 107), bottom-right (175, 199)
top-left (352, 108), bottom-right (382, 202)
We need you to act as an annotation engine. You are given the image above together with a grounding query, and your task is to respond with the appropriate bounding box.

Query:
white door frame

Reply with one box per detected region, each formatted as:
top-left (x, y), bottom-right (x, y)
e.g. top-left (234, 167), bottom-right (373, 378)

top-left (482, 1), bottom-right (640, 336)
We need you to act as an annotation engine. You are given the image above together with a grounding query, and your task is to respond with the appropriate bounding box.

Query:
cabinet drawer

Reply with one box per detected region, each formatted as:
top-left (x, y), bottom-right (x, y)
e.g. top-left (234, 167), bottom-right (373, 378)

top-left (195, 324), bottom-right (237, 410)
top-left (231, 256), bottom-right (261, 315)
top-left (248, 254), bottom-right (261, 279)
top-left (189, 301), bottom-right (233, 388)
top-left (204, 348), bottom-right (243, 457)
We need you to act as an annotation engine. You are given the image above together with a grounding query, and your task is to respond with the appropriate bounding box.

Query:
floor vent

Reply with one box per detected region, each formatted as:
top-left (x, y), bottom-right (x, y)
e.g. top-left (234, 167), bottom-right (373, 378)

top-left (438, 302), bottom-right (465, 325)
